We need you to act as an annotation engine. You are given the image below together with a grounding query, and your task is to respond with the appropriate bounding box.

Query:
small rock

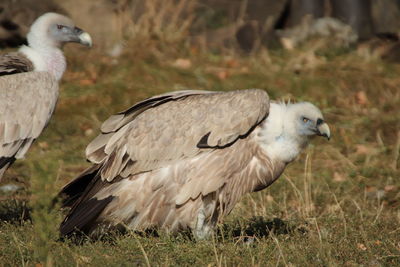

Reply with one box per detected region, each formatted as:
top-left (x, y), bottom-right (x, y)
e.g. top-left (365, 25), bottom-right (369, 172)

top-left (0, 184), bottom-right (22, 194)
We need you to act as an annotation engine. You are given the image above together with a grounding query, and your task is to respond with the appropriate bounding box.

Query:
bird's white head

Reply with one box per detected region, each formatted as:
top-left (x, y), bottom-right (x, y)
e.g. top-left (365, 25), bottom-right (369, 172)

top-left (258, 101), bottom-right (330, 163)
top-left (285, 102), bottom-right (330, 143)
top-left (20, 13), bottom-right (92, 80)
top-left (27, 12), bottom-right (92, 49)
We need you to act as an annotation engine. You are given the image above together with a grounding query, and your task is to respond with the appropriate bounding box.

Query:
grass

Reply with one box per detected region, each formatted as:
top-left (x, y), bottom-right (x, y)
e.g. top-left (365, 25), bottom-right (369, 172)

top-left (0, 38), bottom-right (400, 266)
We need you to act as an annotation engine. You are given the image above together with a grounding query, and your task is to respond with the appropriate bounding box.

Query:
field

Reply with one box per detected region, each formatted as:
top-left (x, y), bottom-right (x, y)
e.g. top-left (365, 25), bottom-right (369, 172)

top-left (1, 7), bottom-right (400, 265)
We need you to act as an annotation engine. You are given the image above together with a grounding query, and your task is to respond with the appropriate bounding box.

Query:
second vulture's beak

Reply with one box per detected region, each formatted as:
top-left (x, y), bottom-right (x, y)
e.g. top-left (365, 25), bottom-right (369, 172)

top-left (317, 122), bottom-right (331, 140)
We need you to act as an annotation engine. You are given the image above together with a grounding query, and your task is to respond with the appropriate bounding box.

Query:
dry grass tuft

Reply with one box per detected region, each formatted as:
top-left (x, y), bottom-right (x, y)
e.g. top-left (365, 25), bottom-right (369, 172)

top-left (58, 0), bottom-right (196, 57)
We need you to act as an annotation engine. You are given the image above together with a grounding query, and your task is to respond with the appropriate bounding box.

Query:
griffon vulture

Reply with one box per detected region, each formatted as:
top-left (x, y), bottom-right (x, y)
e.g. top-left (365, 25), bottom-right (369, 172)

top-left (0, 13), bottom-right (92, 180)
top-left (59, 89), bottom-right (330, 239)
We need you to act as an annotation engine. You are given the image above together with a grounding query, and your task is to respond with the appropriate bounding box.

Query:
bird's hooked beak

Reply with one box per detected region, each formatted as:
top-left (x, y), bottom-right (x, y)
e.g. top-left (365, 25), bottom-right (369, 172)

top-left (316, 122), bottom-right (331, 140)
top-left (76, 29), bottom-right (92, 47)
top-left (63, 26), bottom-right (92, 47)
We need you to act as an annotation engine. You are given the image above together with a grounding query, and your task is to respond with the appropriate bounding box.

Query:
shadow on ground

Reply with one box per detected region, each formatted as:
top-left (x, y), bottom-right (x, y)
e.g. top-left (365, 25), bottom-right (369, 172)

top-left (0, 197), bottom-right (306, 245)
top-left (59, 216), bottom-right (305, 245)
top-left (218, 216), bottom-right (307, 242)
top-left (0, 199), bottom-right (31, 224)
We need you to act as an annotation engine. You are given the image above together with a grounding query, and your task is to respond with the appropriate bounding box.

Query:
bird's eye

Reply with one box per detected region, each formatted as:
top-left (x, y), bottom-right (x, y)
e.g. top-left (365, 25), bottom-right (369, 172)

top-left (302, 117), bottom-right (309, 123)
top-left (57, 25), bottom-right (64, 30)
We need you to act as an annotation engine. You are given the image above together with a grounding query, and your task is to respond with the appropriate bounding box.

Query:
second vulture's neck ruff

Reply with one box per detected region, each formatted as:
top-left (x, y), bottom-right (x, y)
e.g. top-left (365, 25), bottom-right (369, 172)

top-left (257, 103), bottom-right (309, 163)
top-left (19, 44), bottom-right (66, 81)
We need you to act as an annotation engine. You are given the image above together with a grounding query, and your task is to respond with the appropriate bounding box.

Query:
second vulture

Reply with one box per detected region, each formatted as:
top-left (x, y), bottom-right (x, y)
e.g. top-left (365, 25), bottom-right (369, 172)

top-left (60, 89), bottom-right (330, 239)
top-left (0, 13), bottom-right (92, 180)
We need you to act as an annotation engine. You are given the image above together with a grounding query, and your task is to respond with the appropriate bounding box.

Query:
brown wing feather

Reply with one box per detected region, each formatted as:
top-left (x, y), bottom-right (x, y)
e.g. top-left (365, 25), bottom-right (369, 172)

top-left (0, 52), bottom-right (34, 76)
top-left (85, 89), bottom-right (270, 182)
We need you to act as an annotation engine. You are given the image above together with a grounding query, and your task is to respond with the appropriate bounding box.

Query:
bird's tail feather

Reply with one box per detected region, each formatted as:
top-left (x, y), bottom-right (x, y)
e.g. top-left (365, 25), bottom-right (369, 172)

top-left (60, 194), bottom-right (114, 237)
top-left (59, 164), bottom-right (116, 237)
top-left (58, 164), bottom-right (101, 208)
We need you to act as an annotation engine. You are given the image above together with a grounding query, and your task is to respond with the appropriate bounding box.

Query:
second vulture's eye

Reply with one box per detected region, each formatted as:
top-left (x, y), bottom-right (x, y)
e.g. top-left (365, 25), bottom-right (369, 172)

top-left (57, 25), bottom-right (64, 30)
top-left (302, 117), bottom-right (310, 123)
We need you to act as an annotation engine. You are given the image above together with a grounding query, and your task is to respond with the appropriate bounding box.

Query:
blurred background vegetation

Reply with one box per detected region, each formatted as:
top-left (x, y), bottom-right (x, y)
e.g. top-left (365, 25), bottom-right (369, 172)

top-left (0, 0), bottom-right (400, 266)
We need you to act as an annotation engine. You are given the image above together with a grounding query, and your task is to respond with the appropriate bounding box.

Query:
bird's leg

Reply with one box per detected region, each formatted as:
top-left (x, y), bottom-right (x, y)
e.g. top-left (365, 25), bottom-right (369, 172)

top-left (193, 207), bottom-right (212, 240)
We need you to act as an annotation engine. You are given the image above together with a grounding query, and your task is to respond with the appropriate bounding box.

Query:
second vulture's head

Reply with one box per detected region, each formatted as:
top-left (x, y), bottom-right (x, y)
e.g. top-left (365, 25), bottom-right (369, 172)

top-left (27, 12), bottom-right (92, 49)
top-left (287, 102), bottom-right (331, 141)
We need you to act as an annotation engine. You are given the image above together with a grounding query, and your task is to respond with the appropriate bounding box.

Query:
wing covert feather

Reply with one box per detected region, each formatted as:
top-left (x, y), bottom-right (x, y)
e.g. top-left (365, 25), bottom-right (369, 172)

top-left (0, 52), bottom-right (34, 76)
top-left (87, 89), bottom-right (269, 182)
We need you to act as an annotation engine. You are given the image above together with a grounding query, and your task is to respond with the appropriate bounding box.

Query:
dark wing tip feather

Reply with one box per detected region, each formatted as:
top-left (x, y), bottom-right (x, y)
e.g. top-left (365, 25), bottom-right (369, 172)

top-left (59, 164), bottom-right (121, 237)
top-left (58, 164), bottom-right (101, 208)
top-left (60, 195), bottom-right (114, 236)
top-left (0, 156), bottom-right (16, 169)
top-left (0, 156), bottom-right (16, 179)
